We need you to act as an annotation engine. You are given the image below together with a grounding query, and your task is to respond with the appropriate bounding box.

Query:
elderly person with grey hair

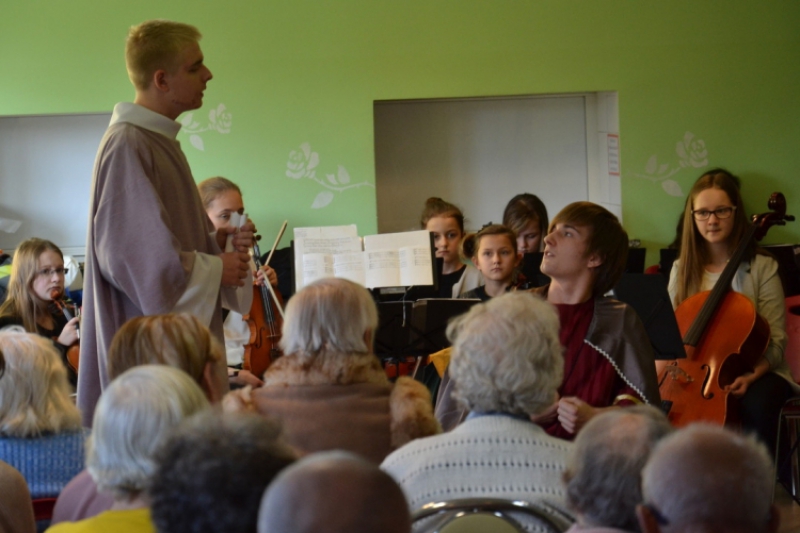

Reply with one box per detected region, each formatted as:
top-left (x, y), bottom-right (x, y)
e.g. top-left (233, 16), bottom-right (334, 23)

top-left (382, 291), bottom-right (573, 531)
top-left (637, 424), bottom-right (780, 533)
top-left (258, 451), bottom-right (411, 533)
top-left (563, 405), bottom-right (672, 533)
top-left (224, 277), bottom-right (439, 463)
top-left (47, 365), bottom-right (209, 532)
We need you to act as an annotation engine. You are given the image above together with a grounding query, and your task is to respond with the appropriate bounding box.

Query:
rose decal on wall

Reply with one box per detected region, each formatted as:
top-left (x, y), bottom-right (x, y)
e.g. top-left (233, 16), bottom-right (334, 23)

top-left (180, 103), bottom-right (232, 151)
top-left (633, 132), bottom-right (709, 197)
top-left (285, 142), bottom-right (375, 209)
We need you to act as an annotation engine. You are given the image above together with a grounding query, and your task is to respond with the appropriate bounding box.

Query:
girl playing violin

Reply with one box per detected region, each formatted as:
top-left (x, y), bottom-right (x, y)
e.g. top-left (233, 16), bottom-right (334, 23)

top-left (668, 168), bottom-right (796, 453)
top-left (420, 197), bottom-right (482, 298)
top-left (503, 193), bottom-right (549, 254)
top-left (0, 238), bottom-right (79, 385)
top-left (460, 224), bottom-right (523, 301)
top-left (198, 177), bottom-right (278, 387)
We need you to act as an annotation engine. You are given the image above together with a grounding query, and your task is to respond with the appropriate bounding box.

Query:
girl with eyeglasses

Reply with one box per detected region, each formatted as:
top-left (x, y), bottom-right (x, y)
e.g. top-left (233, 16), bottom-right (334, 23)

top-left (0, 238), bottom-right (79, 385)
top-left (668, 168), bottom-right (795, 454)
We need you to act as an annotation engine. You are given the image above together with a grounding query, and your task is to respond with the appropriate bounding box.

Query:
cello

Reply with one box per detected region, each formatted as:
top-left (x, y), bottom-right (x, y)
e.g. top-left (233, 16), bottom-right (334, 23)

top-left (657, 192), bottom-right (794, 428)
top-left (243, 223), bottom-right (287, 379)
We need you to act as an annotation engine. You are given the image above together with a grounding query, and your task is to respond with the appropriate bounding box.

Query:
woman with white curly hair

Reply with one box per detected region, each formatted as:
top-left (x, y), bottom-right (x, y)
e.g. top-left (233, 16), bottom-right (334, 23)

top-left (48, 365), bottom-right (209, 532)
top-left (382, 292), bottom-right (574, 530)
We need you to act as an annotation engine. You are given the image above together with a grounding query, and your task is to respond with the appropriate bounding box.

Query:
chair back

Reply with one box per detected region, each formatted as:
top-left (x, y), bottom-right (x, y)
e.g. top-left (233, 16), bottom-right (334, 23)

top-left (412, 498), bottom-right (569, 533)
top-left (785, 295), bottom-right (800, 383)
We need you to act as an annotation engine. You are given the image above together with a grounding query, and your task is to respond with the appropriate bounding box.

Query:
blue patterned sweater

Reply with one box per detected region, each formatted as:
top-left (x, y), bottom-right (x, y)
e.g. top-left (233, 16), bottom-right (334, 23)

top-left (0, 429), bottom-right (88, 499)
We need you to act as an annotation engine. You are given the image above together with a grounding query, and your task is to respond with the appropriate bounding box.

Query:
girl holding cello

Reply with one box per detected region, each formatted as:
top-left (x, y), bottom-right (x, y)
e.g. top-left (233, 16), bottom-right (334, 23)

top-left (0, 238), bottom-right (80, 386)
top-left (198, 177), bottom-right (279, 387)
top-left (668, 168), bottom-right (796, 453)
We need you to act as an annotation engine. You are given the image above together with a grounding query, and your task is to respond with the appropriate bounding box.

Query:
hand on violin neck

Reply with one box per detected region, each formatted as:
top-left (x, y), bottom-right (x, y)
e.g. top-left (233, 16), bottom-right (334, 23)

top-left (255, 265), bottom-right (278, 288)
top-left (219, 251), bottom-right (251, 287)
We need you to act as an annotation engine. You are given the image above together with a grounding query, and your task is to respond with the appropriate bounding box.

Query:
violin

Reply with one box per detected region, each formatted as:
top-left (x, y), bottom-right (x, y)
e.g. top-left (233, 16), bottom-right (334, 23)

top-left (49, 288), bottom-right (80, 373)
top-left (243, 222), bottom-right (288, 379)
top-left (657, 192), bottom-right (794, 428)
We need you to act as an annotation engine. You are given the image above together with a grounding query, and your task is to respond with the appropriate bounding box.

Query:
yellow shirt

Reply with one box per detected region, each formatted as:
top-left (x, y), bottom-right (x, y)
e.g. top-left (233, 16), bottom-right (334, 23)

top-left (46, 508), bottom-right (153, 533)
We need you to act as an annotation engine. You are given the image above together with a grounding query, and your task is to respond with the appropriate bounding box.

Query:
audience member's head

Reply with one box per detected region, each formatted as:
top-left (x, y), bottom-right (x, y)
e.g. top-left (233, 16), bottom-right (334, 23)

top-left (564, 405), bottom-right (672, 532)
top-left (0, 328), bottom-right (80, 437)
top-left (280, 277), bottom-right (378, 362)
top-left (108, 313), bottom-right (226, 401)
top-left (87, 365), bottom-right (208, 503)
top-left (258, 451), bottom-right (410, 533)
top-left (126, 20), bottom-right (201, 91)
top-left (638, 424), bottom-right (779, 533)
top-left (548, 201), bottom-right (629, 296)
top-left (447, 291), bottom-right (562, 417)
top-left (150, 411), bottom-right (296, 533)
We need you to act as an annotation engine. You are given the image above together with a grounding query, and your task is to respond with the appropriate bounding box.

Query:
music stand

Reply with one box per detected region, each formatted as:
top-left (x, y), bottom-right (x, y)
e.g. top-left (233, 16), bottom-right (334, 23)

top-left (408, 299), bottom-right (481, 354)
top-left (612, 273), bottom-right (684, 360)
top-left (374, 301), bottom-right (417, 358)
top-left (626, 248), bottom-right (646, 274)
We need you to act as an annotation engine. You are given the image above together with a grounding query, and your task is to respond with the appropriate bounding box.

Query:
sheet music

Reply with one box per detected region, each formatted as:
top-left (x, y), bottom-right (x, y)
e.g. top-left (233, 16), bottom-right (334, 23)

top-left (294, 228), bottom-right (362, 290)
top-left (399, 246), bottom-right (433, 286)
top-left (333, 252), bottom-right (367, 286)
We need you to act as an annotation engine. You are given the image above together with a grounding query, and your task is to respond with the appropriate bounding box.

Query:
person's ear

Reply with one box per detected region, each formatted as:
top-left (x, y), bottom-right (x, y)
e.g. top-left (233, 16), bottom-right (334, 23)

top-left (586, 253), bottom-right (603, 269)
top-left (636, 504), bottom-right (663, 533)
top-left (202, 360), bottom-right (228, 403)
top-left (152, 69), bottom-right (169, 92)
top-left (363, 329), bottom-right (374, 351)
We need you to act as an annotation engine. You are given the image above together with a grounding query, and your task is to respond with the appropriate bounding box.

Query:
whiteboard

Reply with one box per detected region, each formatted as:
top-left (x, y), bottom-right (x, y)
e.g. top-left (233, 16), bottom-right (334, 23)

top-left (374, 96), bottom-right (589, 233)
top-left (0, 113), bottom-right (110, 255)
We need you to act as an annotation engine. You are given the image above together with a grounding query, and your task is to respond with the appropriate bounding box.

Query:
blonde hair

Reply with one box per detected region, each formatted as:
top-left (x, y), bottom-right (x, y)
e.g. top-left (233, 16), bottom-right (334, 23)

top-left (0, 238), bottom-right (63, 333)
top-left (126, 20), bottom-right (201, 91)
top-left (197, 176), bottom-right (241, 210)
top-left (107, 313), bottom-right (222, 384)
top-left (0, 329), bottom-right (81, 437)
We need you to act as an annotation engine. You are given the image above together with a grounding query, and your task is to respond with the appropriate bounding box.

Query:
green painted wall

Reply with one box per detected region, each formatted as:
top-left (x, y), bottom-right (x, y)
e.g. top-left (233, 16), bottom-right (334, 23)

top-left (2, 1), bottom-right (799, 260)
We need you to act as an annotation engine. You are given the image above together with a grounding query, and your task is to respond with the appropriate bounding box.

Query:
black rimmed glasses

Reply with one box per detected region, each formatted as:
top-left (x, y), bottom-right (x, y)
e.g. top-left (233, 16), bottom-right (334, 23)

top-left (692, 206), bottom-right (736, 221)
top-left (36, 267), bottom-right (68, 277)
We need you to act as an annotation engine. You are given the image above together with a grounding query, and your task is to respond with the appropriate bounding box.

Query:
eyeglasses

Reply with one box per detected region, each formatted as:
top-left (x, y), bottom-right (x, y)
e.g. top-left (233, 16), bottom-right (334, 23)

top-left (692, 206), bottom-right (736, 221)
top-left (36, 267), bottom-right (68, 277)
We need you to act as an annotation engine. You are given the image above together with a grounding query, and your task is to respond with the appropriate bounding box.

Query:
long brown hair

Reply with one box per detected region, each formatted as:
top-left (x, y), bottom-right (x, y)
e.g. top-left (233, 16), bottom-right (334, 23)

top-left (673, 169), bottom-right (751, 306)
top-left (0, 238), bottom-right (63, 333)
top-left (197, 176), bottom-right (241, 210)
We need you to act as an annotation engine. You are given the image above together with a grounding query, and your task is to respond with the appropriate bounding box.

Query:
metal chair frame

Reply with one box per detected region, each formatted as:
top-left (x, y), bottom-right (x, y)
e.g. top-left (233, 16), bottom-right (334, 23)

top-left (412, 498), bottom-right (569, 533)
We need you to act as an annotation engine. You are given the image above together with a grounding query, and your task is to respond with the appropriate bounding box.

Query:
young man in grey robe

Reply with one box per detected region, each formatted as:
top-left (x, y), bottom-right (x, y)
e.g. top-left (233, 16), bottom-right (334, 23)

top-left (78, 20), bottom-right (253, 425)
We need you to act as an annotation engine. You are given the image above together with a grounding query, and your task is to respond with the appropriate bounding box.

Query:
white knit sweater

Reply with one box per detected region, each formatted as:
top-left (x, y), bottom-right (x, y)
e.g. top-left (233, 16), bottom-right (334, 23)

top-left (381, 414), bottom-right (574, 532)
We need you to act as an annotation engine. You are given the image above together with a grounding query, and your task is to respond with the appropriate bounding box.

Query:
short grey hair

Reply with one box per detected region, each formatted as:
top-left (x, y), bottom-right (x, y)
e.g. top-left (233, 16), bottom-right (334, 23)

top-left (87, 365), bottom-right (209, 500)
top-left (280, 278), bottom-right (378, 360)
top-left (564, 405), bottom-right (672, 532)
top-left (448, 291), bottom-right (563, 415)
top-left (641, 424), bottom-right (774, 532)
top-left (0, 328), bottom-right (81, 437)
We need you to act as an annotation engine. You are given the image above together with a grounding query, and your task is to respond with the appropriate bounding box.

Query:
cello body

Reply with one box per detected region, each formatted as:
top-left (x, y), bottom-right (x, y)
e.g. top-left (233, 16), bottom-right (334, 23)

top-left (657, 290), bottom-right (769, 428)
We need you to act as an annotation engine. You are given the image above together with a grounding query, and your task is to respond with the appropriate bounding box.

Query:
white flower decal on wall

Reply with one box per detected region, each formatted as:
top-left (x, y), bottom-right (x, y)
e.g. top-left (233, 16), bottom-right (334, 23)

top-left (633, 132), bottom-right (709, 197)
top-left (285, 143), bottom-right (374, 209)
top-left (180, 103), bottom-right (232, 151)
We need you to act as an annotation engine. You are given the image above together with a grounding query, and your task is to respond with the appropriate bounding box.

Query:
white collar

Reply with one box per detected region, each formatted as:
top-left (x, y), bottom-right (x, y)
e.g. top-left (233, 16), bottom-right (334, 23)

top-left (109, 102), bottom-right (182, 140)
